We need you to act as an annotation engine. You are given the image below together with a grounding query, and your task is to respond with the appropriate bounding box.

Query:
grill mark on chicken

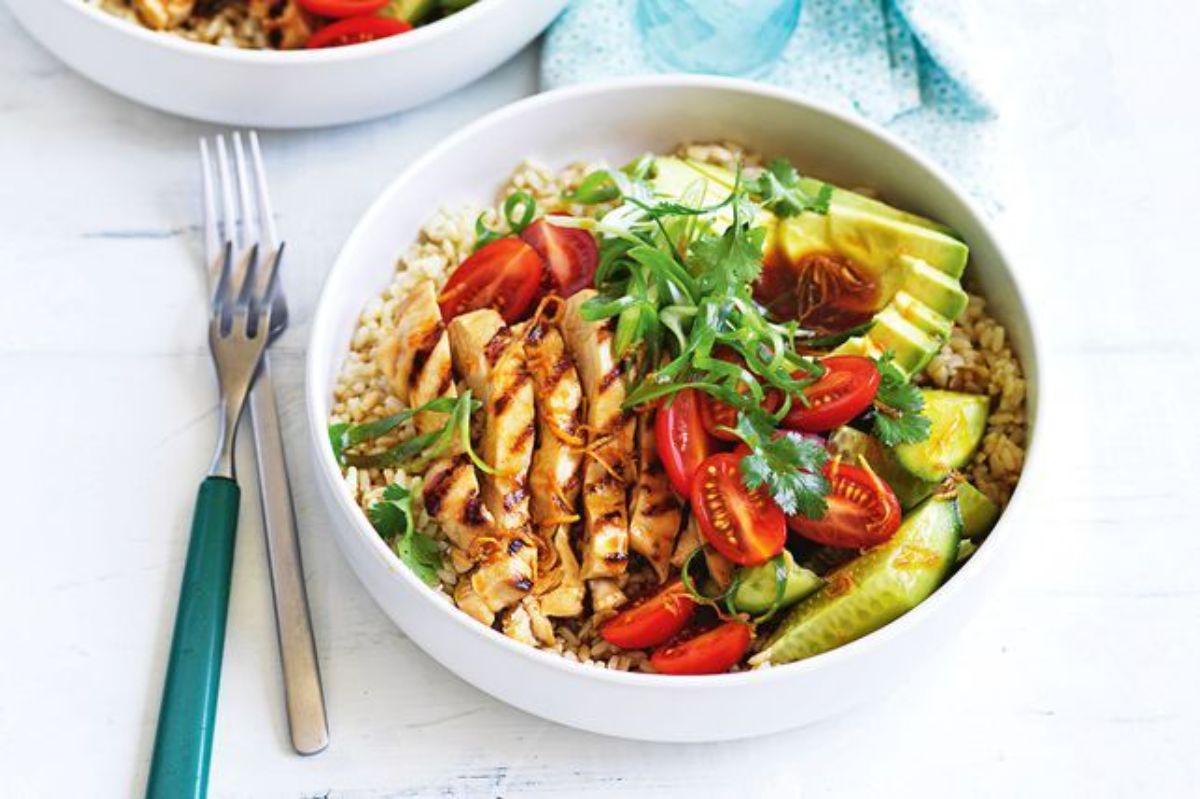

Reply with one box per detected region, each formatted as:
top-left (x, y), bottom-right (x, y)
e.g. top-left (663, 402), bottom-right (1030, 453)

top-left (407, 322), bottom-right (444, 393)
top-left (513, 422), bottom-right (536, 452)
top-left (484, 329), bottom-right (510, 365)
top-left (547, 355), bottom-right (572, 385)
top-left (643, 498), bottom-right (681, 517)
top-left (595, 510), bottom-right (623, 526)
top-left (599, 366), bottom-right (624, 393)
top-left (463, 495), bottom-right (488, 526)
top-left (421, 456), bottom-right (462, 517)
top-left (503, 485), bottom-right (529, 512)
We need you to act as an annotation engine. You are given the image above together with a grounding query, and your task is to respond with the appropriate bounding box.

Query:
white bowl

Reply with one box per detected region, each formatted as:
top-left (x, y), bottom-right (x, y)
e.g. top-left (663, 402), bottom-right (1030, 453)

top-left (5, 0), bottom-right (566, 128)
top-left (305, 76), bottom-right (1042, 742)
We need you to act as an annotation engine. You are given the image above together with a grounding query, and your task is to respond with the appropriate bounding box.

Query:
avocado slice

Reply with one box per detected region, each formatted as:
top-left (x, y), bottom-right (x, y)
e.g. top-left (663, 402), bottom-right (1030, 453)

top-left (732, 550), bottom-right (824, 614)
top-left (776, 203), bottom-right (967, 282)
top-left (796, 178), bottom-right (959, 238)
top-left (861, 306), bottom-right (940, 375)
top-left (894, 390), bottom-right (990, 482)
top-left (955, 480), bottom-right (1001, 538)
top-left (893, 290), bottom-right (953, 339)
top-left (651, 156), bottom-right (772, 232)
top-left (664, 157), bottom-right (960, 239)
top-left (750, 493), bottom-right (962, 666)
top-left (834, 300), bottom-right (945, 377)
top-left (654, 156), bottom-right (968, 280)
top-left (829, 427), bottom-right (939, 510)
top-left (899, 255), bottom-right (969, 321)
top-left (382, 0), bottom-right (438, 23)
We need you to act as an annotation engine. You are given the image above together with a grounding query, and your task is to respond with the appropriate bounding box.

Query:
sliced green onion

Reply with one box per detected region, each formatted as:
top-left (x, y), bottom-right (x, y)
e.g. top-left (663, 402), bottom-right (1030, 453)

top-left (503, 190), bottom-right (537, 233)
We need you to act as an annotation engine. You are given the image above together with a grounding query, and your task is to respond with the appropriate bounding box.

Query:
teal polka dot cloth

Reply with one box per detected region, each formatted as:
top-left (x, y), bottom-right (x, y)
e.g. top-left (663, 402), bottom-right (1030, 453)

top-left (542, 0), bottom-right (998, 206)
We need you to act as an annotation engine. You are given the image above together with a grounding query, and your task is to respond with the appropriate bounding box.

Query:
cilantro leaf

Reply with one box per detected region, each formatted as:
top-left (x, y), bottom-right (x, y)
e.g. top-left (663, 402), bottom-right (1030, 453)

top-left (735, 410), bottom-right (830, 518)
top-left (871, 352), bottom-right (932, 447)
top-left (748, 158), bottom-right (833, 218)
top-left (368, 483), bottom-right (442, 586)
top-left (689, 222), bottom-right (767, 293)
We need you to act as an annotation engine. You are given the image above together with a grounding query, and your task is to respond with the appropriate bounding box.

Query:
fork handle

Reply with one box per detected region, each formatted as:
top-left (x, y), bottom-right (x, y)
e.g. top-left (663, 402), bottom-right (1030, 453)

top-left (248, 359), bottom-right (330, 755)
top-left (146, 477), bottom-right (240, 799)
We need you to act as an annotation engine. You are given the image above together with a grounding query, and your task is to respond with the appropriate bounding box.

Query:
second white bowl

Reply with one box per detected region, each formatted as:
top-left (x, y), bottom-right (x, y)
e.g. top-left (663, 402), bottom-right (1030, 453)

top-left (5, 0), bottom-right (566, 127)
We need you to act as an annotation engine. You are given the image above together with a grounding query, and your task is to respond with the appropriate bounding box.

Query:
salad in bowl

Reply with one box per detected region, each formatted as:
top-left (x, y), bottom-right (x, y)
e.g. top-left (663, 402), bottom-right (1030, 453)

top-left (325, 141), bottom-right (1027, 676)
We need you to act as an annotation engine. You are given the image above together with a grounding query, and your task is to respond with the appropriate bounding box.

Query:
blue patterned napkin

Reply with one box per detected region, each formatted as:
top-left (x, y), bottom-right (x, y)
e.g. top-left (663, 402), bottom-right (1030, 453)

top-left (541, 0), bottom-right (998, 206)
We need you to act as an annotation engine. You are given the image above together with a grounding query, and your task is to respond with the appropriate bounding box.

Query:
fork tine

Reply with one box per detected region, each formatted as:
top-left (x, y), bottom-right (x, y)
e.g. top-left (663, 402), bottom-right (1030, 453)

top-left (252, 243), bottom-right (285, 336)
top-left (215, 135), bottom-right (238, 252)
top-left (210, 241), bottom-right (235, 333)
top-left (235, 244), bottom-right (261, 311)
top-left (200, 139), bottom-right (219, 276)
top-left (248, 131), bottom-right (278, 252)
top-left (232, 132), bottom-right (259, 250)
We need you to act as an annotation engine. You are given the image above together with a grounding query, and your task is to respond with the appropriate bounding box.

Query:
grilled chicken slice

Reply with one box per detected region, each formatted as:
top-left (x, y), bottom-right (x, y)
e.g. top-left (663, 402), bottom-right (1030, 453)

top-left (560, 290), bottom-right (635, 581)
top-left (589, 577), bottom-right (627, 616)
top-left (536, 525), bottom-right (585, 618)
top-left (453, 579), bottom-right (495, 626)
top-left (671, 513), bottom-right (701, 569)
top-left (465, 535), bottom-right (537, 615)
top-left (522, 318), bottom-right (585, 528)
top-left (446, 309), bottom-right (538, 616)
top-left (447, 309), bottom-right (537, 537)
top-left (421, 455), bottom-right (491, 550)
top-left (628, 414), bottom-right (683, 581)
top-left (377, 282), bottom-right (457, 438)
top-left (377, 282), bottom-right (493, 549)
top-left (501, 596), bottom-right (556, 647)
top-left (670, 515), bottom-right (735, 590)
top-left (133, 0), bottom-right (194, 29)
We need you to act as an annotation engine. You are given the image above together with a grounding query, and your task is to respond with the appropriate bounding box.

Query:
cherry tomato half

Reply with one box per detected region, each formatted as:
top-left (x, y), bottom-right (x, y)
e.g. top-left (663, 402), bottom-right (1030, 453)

top-left (787, 460), bottom-right (901, 548)
top-left (306, 16), bottom-right (412, 48)
top-left (655, 389), bottom-right (718, 497)
top-left (650, 621), bottom-right (753, 675)
top-left (691, 454), bottom-right (786, 566)
top-left (297, 0), bottom-right (388, 18)
top-left (698, 350), bottom-right (783, 442)
top-left (600, 581), bottom-right (696, 649)
top-left (782, 356), bottom-right (881, 433)
top-left (519, 219), bottom-right (598, 298)
top-left (437, 238), bottom-right (543, 324)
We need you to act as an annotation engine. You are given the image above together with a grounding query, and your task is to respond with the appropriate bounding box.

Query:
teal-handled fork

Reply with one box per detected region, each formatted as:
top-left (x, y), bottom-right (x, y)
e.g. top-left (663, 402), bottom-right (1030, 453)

top-left (144, 138), bottom-right (282, 799)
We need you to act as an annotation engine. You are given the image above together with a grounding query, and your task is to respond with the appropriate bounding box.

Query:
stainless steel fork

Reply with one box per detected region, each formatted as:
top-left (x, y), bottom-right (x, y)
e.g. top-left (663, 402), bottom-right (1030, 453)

top-left (200, 133), bottom-right (329, 757)
top-left (146, 225), bottom-right (280, 799)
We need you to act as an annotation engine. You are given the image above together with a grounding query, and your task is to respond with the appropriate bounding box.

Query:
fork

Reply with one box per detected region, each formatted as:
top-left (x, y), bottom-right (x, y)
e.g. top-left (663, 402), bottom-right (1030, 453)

top-left (200, 133), bottom-right (330, 759)
top-left (145, 221), bottom-right (280, 799)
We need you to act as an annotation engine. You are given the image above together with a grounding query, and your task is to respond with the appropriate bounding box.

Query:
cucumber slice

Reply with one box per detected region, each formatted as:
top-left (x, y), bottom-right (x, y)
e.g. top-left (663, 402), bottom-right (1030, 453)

top-left (733, 551), bottom-right (823, 614)
top-left (894, 390), bottom-right (989, 482)
top-left (956, 481), bottom-right (1000, 538)
top-left (750, 495), bottom-right (962, 666)
top-left (829, 427), bottom-right (938, 510)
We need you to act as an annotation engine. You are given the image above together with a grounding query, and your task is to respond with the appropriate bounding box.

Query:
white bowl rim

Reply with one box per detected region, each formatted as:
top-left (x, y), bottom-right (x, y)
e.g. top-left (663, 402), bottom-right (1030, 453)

top-left (67, 0), bottom-right (507, 62)
top-left (306, 74), bottom-right (1044, 690)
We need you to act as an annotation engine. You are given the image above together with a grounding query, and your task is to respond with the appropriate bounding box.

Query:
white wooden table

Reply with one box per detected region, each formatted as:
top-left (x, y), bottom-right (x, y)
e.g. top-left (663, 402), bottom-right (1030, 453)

top-left (2, 3), bottom-right (1197, 796)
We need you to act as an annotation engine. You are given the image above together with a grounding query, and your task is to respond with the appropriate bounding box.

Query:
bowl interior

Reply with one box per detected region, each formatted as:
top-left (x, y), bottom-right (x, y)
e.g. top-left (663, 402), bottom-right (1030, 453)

top-left (307, 77), bottom-right (1039, 683)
